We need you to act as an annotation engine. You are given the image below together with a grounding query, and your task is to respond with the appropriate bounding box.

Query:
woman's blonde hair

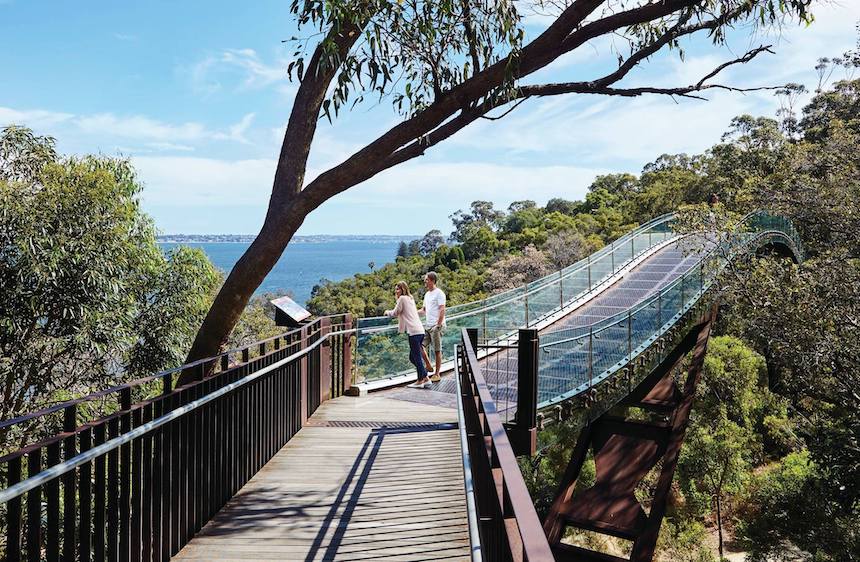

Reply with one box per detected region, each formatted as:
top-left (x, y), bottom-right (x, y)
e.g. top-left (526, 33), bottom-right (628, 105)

top-left (394, 281), bottom-right (411, 296)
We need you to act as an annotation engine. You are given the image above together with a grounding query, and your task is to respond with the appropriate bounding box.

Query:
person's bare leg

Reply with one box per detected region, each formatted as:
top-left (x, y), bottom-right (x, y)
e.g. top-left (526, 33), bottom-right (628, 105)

top-left (428, 343), bottom-right (442, 381)
top-left (421, 346), bottom-right (434, 372)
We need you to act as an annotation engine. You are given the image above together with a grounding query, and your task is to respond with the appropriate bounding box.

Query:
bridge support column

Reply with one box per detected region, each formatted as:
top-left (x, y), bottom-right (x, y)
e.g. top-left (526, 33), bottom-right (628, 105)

top-left (504, 329), bottom-right (538, 457)
top-left (543, 305), bottom-right (718, 562)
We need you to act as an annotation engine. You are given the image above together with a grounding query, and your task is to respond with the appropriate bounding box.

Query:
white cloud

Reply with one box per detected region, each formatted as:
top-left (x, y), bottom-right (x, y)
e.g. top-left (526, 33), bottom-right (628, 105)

top-left (145, 142), bottom-right (195, 152)
top-left (186, 48), bottom-right (290, 96)
top-left (221, 49), bottom-right (286, 89)
top-left (133, 153), bottom-right (607, 235)
top-left (213, 113), bottom-right (255, 144)
top-left (112, 32), bottom-right (137, 41)
top-left (0, 107), bottom-right (73, 129)
top-left (455, 89), bottom-right (771, 168)
top-left (134, 156), bottom-right (274, 206)
top-left (75, 113), bottom-right (208, 142)
top-left (0, 105), bottom-right (263, 151)
top-left (330, 161), bottom-right (606, 208)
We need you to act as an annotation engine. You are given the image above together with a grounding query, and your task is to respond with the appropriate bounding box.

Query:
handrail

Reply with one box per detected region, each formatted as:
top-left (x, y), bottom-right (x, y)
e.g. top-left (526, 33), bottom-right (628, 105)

top-left (535, 211), bottom-right (803, 410)
top-left (357, 213), bottom-right (675, 333)
top-left (542, 218), bottom-right (802, 347)
top-left (458, 328), bottom-right (554, 561)
top-left (0, 326), bottom-right (355, 504)
top-left (454, 343), bottom-right (483, 562)
top-left (0, 314), bottom-right (353, 431)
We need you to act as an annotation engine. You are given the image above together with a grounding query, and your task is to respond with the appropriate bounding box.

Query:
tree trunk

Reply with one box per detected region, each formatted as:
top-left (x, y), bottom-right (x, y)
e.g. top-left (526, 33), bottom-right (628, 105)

top-left (177, 206), bottom-right (305, 385)
top-left (716, 493), bottom-right (724, 560)
top-left (176, 20), bottom-right (366, 385)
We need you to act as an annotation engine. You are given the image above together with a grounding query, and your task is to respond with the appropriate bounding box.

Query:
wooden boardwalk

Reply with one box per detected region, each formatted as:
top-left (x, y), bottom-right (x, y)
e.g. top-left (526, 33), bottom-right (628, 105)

top-left (174, 394), bottom-right (470, 561)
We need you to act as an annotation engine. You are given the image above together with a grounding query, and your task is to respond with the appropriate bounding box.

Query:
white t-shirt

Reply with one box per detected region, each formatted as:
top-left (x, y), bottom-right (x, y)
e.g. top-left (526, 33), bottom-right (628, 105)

top-left (423, 287), bottom-right (447, 328)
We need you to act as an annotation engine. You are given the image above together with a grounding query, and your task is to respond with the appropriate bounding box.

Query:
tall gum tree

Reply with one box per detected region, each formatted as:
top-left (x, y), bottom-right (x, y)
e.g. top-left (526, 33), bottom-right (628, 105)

top-left (180, 0), bottom-right (816, 383)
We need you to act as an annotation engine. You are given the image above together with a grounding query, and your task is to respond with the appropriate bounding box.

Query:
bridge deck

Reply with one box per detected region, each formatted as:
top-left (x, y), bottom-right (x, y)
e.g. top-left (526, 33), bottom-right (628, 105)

top-left (174, 395), bottom-right (469, 561)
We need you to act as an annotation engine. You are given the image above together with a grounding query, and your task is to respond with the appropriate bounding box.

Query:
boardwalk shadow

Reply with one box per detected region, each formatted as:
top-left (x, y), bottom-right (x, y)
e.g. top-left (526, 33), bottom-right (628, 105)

top-left (194, 423), bottom-right (468, 561)
top-left (310, 424), bottom-right (464, 561)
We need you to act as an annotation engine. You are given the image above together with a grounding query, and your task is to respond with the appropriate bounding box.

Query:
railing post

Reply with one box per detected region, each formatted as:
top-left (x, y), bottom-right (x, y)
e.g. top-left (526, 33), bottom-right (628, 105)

top-left (588, 327), bottom-right (594, 390)
top-left (524, 288), bottom-right (529, 327)
top-left (319, 317), bottom-right (332, 401)
top-left (657, 292), bottom-right (662, 329)
top-left (481, 311), bottom-right (487, 341)
top-left (342, 314), bottom-right (353, 394)
top-left (63, 405), bottom-right (77, 562)
top-left (681, 275), bottom-right (686, 309)
top-left (7, 457), bottom-right (22, 562)
top-left (611, 242), bottom-right (615, 271)
top-left (505, 329), bottom-right (538, 457)
top-left (300, 324), bottom-right (309, 424)
top-left (466, 327), bottom-right (478, 351)
top-left (559, 270), bottom-right (564, 310)
top-left (627, 310), bottom-right (632, 363)
top-left (588, 255), bottom-right (592, 290)
top-left (631, 234), bottom-right (634, 257)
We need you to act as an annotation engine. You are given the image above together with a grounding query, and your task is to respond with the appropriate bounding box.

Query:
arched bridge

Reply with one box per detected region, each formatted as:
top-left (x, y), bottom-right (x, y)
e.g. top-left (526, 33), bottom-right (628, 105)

top-left (0, 212), bottom-right (802, 561)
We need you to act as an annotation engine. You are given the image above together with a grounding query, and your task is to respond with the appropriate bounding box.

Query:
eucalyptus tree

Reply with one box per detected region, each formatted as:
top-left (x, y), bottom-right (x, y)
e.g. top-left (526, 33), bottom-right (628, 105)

top-left (182, 0), bottom-right (817, 376)
top-left (0, 126), bottom-right (220, 449)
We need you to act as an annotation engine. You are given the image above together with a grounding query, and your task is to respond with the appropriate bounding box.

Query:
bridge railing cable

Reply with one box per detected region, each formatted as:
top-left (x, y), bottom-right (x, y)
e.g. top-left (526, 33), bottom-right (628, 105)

top-left (0, 315), bottom-right (355, 562)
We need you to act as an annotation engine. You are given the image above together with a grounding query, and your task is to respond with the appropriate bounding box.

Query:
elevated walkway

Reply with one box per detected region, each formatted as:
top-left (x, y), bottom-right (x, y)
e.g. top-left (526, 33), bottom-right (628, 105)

top-left (175, 395), bottom-right (468, 561)
top-left (378, 235), bottom-right (709, 415)
top-left (0, 211), bottom-right (804, 562)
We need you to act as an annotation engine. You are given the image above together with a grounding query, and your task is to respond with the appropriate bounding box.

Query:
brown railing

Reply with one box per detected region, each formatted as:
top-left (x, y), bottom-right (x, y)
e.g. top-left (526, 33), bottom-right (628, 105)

top-left (456, 328), bottom-right (553, 562)
top-left (0, 314), bottom-right (353, 562)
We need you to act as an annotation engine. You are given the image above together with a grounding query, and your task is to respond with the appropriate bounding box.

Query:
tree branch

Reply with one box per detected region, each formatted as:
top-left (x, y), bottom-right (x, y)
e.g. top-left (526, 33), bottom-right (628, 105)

top-left (520, 45), bottom-right (777, 100)
top-left (298, 0), bottom-right (704, 207)
top-left (295, 2), bottom-right (777, 219)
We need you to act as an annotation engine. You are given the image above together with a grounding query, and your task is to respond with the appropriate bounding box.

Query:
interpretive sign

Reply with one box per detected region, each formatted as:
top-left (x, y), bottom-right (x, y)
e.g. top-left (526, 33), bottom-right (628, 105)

top-left (270, 295), bottom-right (312, 327)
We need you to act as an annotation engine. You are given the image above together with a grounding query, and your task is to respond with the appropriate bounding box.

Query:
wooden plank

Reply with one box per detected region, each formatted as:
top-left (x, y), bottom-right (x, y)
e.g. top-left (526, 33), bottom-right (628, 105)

top-left (174, 395), bottom-right (470, 561)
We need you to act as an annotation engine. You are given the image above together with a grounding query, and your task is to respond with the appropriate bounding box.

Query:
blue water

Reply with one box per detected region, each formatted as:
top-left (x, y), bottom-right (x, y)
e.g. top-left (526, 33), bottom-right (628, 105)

top-left (159, 240), bottom-right (402, 305)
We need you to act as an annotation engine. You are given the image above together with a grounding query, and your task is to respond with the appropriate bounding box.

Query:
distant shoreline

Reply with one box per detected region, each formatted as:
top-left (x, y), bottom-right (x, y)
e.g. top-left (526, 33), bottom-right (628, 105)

top-left (158, 234), bottom-right (421, 244)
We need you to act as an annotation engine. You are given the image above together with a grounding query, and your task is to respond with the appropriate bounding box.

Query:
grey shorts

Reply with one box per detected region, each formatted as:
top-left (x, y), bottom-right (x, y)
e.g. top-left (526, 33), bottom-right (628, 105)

top-left (423, 325), bottom-right (444, 354)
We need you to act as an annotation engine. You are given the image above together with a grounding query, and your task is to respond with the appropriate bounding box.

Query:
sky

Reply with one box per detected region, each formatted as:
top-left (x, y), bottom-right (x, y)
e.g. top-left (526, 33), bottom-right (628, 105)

top-left (1, 1), bottom-right (858, 236)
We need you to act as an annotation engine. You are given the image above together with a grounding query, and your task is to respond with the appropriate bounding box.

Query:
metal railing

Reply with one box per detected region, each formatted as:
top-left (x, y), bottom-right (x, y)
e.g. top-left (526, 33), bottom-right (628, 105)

top-left (356, 214), bottom-right (677, 383)
top-left (0, 315), bottom-right (354, 562)
top-left (456, 328), bottom-right (553, 562)
top-left (536, 211), bottom-right (803, 412)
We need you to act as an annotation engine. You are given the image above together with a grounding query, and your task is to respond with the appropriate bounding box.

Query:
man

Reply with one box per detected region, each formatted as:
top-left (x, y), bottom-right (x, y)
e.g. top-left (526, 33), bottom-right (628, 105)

top-left (418, 271), bottom-right (446, 383)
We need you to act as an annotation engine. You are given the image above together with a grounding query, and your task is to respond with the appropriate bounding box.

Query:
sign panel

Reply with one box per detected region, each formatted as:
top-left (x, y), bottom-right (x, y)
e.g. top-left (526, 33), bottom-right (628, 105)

top-left (270, 295), bottom-right (312, 326)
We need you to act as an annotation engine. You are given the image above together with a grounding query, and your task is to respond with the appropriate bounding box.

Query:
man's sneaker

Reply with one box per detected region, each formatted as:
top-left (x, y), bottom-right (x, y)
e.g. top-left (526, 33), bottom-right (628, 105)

top-left (407, 381), bottom-right (426, 389)
top-left (429, 374), bottom-right (442, 382)
top-left (422, 380), bottom-right (433, 388)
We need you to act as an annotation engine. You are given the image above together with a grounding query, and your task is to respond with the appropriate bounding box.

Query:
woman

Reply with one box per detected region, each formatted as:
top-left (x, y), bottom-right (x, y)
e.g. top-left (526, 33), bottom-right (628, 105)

top-left (384, 281), bottom-right (431, 388)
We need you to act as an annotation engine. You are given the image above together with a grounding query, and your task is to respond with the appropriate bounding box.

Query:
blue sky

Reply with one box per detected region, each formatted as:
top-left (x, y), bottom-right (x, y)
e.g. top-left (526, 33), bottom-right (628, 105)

top-left (2, 1), bottom-right (858, 235)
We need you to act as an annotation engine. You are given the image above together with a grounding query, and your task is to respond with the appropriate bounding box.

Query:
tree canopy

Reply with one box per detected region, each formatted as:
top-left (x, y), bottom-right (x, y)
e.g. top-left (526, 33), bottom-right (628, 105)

top-left (185, 0), bottom-right (820, 378)
top-left (0, 126), bottom-right (221, 448)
